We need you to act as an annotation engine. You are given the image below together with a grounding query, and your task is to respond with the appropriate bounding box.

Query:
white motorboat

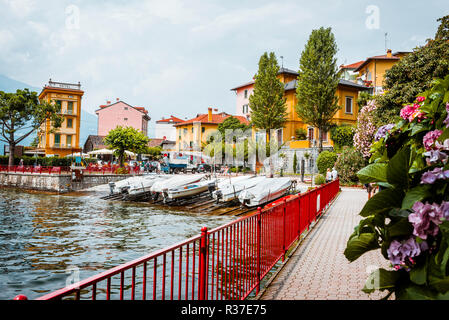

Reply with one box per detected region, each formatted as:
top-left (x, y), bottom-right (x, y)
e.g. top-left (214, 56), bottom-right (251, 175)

top-left (164, 178), bottom-right (217, 201)
top-left (238, 177), bottom-right (293, 207)
top-left (212, 176), bottom-right (266, 203)
top-left (150, 174), bottom-right (205, 194)
top-left (127, 175), bottom-right (171, 196)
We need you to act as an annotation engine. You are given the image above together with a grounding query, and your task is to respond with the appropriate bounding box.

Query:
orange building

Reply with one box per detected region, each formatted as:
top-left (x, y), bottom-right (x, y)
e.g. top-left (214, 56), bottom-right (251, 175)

top-left (353, 49), bottom-right (410, 94)
top-left (37, 80), bottom-right (84, 157)
top-left (231, 68), bottom-right (370, 149)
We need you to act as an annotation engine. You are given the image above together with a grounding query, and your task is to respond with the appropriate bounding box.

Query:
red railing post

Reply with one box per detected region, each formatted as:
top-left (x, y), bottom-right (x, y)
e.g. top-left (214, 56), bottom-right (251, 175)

top-left (282, 199), bottom-right (287, 262)
top-left (198, 227), bottom-right (208, 300)
top-left (256, 207), bottom-right (262, 295)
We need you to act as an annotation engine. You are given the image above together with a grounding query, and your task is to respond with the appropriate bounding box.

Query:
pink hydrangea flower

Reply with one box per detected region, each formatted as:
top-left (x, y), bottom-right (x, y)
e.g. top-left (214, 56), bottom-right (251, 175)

top-left (416, 96), bottom-right (426, 103)
top-left (423, 130), bottom-right (443, 151)
top-left (400, 105), bottom-right (418, 121)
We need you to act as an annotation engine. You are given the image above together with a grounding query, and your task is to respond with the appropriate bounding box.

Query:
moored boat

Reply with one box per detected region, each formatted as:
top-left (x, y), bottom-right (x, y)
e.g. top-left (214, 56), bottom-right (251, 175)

top-left (212, 176), bottom-right (266, 203)
top-left (163, 178), bottom-right (217, 201)
top-left (238, 177), bottom-right (293, 207)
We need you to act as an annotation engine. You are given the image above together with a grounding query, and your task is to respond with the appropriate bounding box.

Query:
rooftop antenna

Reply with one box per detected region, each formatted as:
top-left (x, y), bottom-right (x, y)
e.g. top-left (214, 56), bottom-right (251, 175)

top-left (384, 32), bottom-right (388, 52)
top-left (280, 56), bottom-right (284, 68)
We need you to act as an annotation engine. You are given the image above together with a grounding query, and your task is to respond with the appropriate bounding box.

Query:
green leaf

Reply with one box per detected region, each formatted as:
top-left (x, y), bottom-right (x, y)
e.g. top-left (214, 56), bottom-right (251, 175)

top-left (396, 284), bottom-right (438, 300)
top-left (401, 185), bottom-right (432, 209)
top-left (387, 146), bottom-right (411, 188)
top-left (410, 123), bottom-right (427, 136)
top-left (357, 163), bottom-right (388, 184)
top-left (410, 263), bottom-right (427, 285)
top-left (386, 219), bottom-right (413, 238)
top-left (344, 233), bottom-right (379, 262)
top-left (388, 208), bottom-right (411, 218)
top-left (359, 188), bottom-right (403, 217)
top-left (363, 268), bottom-right (400, 293)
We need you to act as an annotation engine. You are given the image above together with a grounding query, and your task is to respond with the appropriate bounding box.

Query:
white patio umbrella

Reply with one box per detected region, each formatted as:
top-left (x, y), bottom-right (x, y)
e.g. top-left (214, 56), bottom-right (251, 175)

top-left (87, 148), bottom-right (114, 155)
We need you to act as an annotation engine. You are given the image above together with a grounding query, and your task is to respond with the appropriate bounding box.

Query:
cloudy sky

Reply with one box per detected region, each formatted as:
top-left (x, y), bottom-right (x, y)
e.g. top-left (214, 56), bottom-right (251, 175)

top-left (0, 0), bottom-right (447, 136)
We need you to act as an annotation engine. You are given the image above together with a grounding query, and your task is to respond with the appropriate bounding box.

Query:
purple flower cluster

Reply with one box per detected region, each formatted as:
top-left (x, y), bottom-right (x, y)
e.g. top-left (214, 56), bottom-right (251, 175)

top-left (423, 130), bottom-right (443, 151)
top-left (374, 124), bottom-right (395, 141)
top-left (387, 236), bottom-right (428, 269)
top-left (409, 201), bottom-right (446, 239)
top-left (421, 167), bottom-right (449, 184)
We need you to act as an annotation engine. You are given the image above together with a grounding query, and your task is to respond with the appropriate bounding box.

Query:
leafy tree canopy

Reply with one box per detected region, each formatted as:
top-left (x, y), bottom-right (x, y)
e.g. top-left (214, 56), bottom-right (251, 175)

top-left (104, 126), bottom-right (149, 166)
top-left (0, 88), bottom-right (63, 165)
top-left (295, 26), bottom-right (340, 151)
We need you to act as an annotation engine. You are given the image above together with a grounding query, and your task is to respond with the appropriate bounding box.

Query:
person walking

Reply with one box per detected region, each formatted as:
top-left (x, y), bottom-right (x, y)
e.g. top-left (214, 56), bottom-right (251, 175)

top-left (325, 168), bottom-right (332, 183)
top-left (331, 167), bottom-right (338, 181)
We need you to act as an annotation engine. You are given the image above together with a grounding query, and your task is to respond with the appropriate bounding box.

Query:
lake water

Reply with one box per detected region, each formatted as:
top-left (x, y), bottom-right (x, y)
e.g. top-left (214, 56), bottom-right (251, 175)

top-left (0, 188), bottom-right (234, 300)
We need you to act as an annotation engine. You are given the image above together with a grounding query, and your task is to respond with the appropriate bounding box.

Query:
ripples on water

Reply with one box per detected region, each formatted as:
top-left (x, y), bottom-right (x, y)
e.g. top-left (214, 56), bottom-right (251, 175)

top-left (0, 188), bottom-right (234, 300)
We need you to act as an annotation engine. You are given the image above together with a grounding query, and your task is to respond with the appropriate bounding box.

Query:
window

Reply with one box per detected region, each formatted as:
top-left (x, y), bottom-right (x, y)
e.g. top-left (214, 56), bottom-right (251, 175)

top-left (124, 107), bottom-right (128, 110)
top-left (244, 90), bottom-right (248, 99)
top-left (54, 134), bottom-right (60, 146)
top-left (345, 96), bottom-right (353, 114)
top-left (55, 100), bottom-right (62, 112)
top-left (124, 118), bottom-right (128, 121)
top-left (242, 104), bottom-right (249, 114)
top-left (67, 118), bottom-right (73, 128)
top-left (320, 129), bottom-right (328, 142)
top-left (66, 135), bottom-right (72, 147)
top-left (308, 128), bottom-right (314, 141)
top-left (202, 127), bottom-right (205, 133)
top-left (67, 101), bottom-right (73, 114)
top-left (183, 128), bottom-right (187, 135)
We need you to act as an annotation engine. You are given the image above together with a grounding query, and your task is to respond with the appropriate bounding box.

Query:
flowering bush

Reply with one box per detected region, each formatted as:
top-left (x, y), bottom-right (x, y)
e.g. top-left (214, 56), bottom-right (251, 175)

top-left (344, 75), bottom-right (449, 299)
top-left (353, 100), bottom-right (378, 158)
top-left (334, 146), bottom-right (366, 184)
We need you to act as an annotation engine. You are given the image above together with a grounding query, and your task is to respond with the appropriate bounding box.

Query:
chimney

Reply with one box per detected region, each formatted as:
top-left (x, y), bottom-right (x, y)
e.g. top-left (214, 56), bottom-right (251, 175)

top-left (116, 98), bottom-right (119, 101)
top-left (386, 49), bottom-right (392, 58)
top-left (107, 100), bottom-right (111, 104)
top-left (208, 107), bottom-right (213, 122)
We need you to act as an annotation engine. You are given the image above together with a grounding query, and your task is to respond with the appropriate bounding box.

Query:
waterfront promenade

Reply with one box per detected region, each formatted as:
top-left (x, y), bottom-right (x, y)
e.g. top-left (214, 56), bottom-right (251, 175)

top-left (259, 187), bottom-right (391, 300)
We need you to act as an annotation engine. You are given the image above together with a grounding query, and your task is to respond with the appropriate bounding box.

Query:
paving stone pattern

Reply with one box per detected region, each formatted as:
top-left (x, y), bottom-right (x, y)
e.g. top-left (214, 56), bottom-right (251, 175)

top-left (259, 188), bottom-right (391, 300)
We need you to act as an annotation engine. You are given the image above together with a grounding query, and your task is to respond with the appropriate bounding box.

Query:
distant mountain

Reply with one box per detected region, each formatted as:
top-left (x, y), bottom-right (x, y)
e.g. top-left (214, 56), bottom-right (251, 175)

top-left (0, 74), bottom-right (97, 154)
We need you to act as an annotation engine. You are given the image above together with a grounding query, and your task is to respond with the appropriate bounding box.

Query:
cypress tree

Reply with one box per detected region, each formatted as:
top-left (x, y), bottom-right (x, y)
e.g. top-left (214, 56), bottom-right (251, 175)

top-left (295, 27), bottom-right (340, 152)
top-left (249, 52), bottom-right (288, 177)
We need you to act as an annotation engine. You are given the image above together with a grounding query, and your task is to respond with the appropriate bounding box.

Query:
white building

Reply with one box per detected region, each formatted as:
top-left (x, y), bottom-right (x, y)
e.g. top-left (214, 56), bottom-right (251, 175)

top-left (155, 115), bottom-right (183, 141)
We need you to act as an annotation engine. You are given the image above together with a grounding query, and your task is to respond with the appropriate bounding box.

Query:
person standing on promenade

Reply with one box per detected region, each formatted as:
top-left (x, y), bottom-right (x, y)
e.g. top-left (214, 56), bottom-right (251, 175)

top-left (325, 168), bottom-right (332, 183)
top-left (331, 167), bottom-right (338, 180)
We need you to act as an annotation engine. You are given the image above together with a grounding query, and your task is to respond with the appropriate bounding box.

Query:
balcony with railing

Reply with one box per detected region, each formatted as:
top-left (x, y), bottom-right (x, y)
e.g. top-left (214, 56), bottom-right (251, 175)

top-left (47, 79), bottom-right (82, 91)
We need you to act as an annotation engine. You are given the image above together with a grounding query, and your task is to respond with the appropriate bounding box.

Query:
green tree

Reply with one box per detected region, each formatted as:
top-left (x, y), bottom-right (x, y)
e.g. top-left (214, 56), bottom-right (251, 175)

top-left (295, 27), bottom-right (341, 152)
top-left (104, 126), bottom-right (149, 166)
top-left (293, 151), bottom-right (298, 174)
top-left (330, 125), bottom-right (355, 152)
top-left (217, 116), bottom-right (250, 138)
top-left (375, 15), bottom-right (449, 125)
top-left (249, 51), bottom-right (288, 177)
top-left (0, 88), bottom-right (63, 166)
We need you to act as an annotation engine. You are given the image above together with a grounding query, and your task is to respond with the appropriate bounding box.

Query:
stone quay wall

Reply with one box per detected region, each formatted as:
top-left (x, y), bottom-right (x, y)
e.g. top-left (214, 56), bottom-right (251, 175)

top-left (0, 172), bottom-right (130, 193)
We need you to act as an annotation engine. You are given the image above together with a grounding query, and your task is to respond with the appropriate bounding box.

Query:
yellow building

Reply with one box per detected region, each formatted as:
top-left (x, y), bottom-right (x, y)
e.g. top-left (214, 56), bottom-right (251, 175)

top-left (37, 80), bottom-right (84, 157)
top-left (174, 108), bottom-right (249, 151)
top-left (353, 49), bottom-right (410, 94)
top-left (231, 67), bottom-right (370, 149)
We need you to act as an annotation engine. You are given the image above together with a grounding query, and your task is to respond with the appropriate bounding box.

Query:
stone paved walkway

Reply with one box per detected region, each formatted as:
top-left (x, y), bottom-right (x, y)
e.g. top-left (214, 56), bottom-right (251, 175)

top-left (259, 188), bottom-right (391, 300)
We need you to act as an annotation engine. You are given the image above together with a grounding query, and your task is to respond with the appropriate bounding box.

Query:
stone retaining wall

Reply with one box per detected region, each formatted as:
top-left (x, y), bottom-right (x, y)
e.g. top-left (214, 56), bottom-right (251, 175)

top-left (0, 172), bottom-right (131, 193)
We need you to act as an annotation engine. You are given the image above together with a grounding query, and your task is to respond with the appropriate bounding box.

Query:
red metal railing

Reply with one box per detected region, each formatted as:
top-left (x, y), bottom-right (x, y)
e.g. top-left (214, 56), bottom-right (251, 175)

top-left (0, 165), bottom-right (70, 175)
top-left (0, 165), bottom-right (143, 175)
top-left (16, 180), bottom-right (339, 300)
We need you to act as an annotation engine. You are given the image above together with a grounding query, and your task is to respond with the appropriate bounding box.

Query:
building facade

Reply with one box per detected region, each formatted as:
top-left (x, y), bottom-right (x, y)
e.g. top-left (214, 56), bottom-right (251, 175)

top-left (231, 68), bottom-right (370, 148)
top-left (353, 49), bottom-right (410, 93)
top-left (155, 115), bottom-right (183, 141)
top-left (37, 80), bottom-right (84, 157)
top-left (174, 108), bottom-right (249, 151)
top-left (95, 100), bottom-right (150, 136)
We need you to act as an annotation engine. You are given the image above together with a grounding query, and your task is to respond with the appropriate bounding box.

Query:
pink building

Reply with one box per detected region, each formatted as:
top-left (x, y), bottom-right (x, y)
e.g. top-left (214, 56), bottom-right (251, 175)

top-left (95, 99), bottom-right (151, 136)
